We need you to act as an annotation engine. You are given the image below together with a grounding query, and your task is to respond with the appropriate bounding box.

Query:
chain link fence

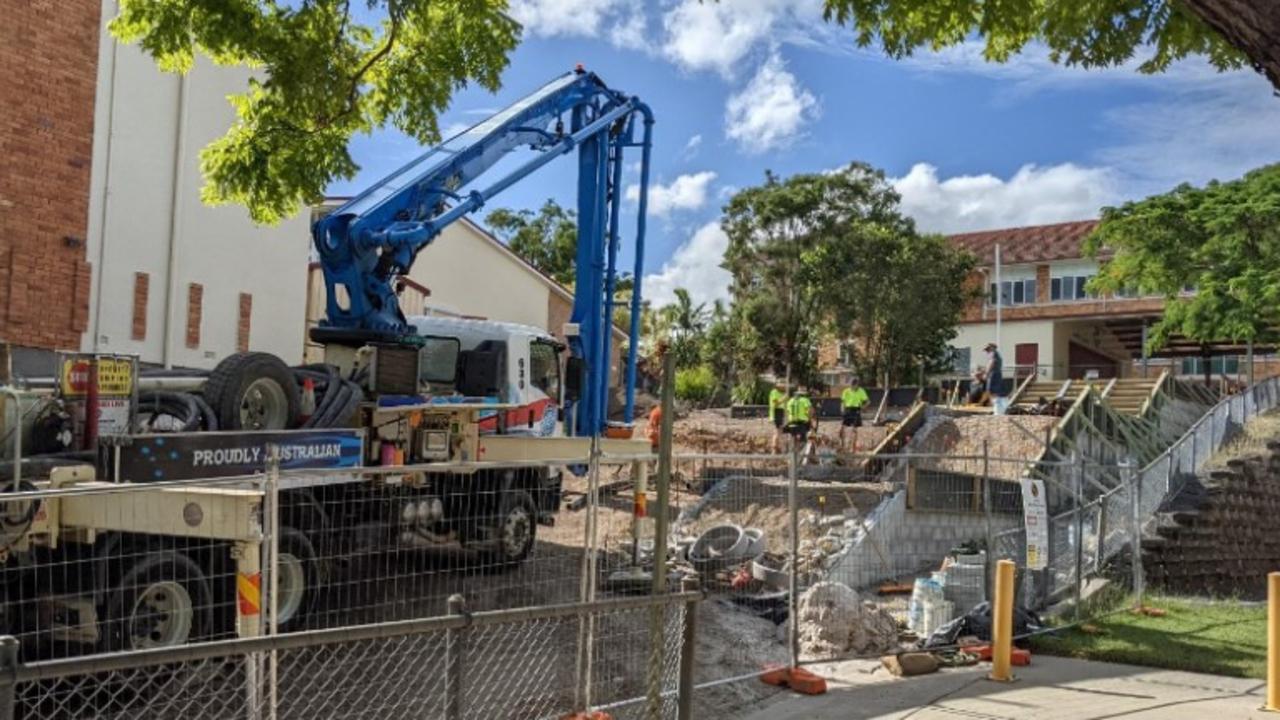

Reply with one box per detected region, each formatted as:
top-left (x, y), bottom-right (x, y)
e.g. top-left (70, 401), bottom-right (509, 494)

top-left (3, 377), bottom-right (1275, 717)
top-left (7, 591), bottom-right (698, 720)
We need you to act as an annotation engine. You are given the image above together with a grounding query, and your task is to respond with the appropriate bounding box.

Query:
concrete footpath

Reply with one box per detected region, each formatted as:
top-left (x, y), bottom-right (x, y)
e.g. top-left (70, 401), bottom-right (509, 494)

top-left (741, 655), bottom-right (1269, 719)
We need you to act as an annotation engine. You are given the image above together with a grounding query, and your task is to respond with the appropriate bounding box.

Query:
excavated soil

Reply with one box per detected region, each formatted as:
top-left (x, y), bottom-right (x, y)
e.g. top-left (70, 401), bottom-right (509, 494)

top-left (910, 413), bottom-right (1057, 481)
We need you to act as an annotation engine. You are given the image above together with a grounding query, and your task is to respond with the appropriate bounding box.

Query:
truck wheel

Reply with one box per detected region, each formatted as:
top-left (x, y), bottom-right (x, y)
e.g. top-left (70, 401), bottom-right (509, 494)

top-left (272, 527), bottom-right (319, 631)
top-left (204, 352), bottom-right (301, 430)
top-left (103, 552), bottom-right (212, 651)
top-left (480, 490), bottom-right (537, 570)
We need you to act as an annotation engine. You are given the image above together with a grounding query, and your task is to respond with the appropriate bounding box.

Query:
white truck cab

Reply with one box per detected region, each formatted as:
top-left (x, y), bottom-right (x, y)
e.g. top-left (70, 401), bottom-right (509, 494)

top-left (406, 315), bottom-right (565, 438)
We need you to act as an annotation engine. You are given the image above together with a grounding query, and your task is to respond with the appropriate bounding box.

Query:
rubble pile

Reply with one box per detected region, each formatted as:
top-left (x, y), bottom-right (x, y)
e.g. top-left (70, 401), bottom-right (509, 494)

top-left (795, 581), bottom-right (899, 660)
top-left (912, 414), bottom-right (1057, 480)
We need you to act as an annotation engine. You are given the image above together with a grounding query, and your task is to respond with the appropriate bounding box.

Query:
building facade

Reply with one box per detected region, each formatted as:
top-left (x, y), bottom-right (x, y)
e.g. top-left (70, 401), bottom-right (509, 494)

top-left (947, 220), bottom-right (1274, 383)
top-left (2, 0), bottom-right (310, 374)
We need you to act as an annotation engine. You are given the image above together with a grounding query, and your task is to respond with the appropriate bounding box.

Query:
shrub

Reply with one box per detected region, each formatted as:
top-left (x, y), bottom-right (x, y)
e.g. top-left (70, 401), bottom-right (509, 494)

top-left (674, 365), bottom-right (716, 405)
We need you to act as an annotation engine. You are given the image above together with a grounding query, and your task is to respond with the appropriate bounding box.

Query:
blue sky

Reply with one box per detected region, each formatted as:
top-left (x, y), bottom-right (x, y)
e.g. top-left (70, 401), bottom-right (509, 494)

top-left (329, 0), bottom-right (1280, 308)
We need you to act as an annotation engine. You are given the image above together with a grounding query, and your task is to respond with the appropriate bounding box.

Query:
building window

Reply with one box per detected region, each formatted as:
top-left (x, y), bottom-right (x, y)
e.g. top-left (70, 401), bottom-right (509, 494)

top-left (237, 292), bottom-right (252, 352)
top-left (131, 272), bottom-right (149, 341)
top-left (951, 346), bottom-right (971, 375)
top-left (1180, 356), bottom-right (1240, 376)
top-left (185, 283), bottom-right (203, 348)
top-left (988, 279), bottom-right (1037, 306)
top-left (1050, 274), bottom-right (1096, 301)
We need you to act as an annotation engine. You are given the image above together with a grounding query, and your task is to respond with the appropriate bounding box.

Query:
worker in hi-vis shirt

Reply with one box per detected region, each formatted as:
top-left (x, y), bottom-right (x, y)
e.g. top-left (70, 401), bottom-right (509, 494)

top-left (839, 377), bottom-right (869, 453)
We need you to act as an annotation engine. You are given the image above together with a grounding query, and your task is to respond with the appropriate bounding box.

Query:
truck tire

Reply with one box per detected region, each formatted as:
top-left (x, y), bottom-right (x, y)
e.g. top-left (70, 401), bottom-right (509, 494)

top-left (272, 527), bottom-right (320, 631)
top-left (204, 352), bottom-right (301, 430)
top-left (102, 552), bottom-right (213, 651)
top-left (479, 490), bottom-right (538, 570)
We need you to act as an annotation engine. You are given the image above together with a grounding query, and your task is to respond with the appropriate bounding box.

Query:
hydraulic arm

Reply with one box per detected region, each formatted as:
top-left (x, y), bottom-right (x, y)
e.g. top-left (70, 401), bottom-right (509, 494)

top-left (311, 68), bottom-right (653, 435)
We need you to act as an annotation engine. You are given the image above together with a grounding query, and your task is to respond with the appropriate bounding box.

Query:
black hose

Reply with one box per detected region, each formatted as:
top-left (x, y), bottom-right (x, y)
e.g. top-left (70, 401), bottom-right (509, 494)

top-left (294, 364), bottom-right (362, 429)
top-left (136, 390), bottom-right (203, 432)
top-left (190, 393), bottom-right (219, 432)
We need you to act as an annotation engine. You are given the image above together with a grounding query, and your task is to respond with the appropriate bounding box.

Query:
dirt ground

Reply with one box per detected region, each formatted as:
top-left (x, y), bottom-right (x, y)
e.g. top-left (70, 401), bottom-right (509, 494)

top-left (642, 408), bottom-right (893, 456)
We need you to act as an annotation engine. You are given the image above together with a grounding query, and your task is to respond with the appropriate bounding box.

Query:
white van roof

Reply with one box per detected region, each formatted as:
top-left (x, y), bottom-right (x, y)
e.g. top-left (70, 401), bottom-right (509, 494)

top-left (406, 315), bottom-right (558, 345)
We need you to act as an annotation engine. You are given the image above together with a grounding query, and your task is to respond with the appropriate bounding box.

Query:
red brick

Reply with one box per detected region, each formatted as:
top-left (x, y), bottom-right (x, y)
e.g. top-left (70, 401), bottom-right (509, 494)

top-left (0, 0), bottom-right (100, 351)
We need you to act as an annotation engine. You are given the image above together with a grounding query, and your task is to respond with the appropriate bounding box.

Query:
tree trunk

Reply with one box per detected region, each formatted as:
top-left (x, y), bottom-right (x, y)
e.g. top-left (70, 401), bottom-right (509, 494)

top-left (1181, 0), bottom-right (1280, 93)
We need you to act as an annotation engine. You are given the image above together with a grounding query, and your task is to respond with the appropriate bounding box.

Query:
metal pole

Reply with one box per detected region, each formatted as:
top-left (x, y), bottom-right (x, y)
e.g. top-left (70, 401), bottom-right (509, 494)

top-left (653, 349), bottom-right (675, 596)
top-left (1073, 456), bottom-right (1085, 622)
top-left (982, 442), bottom-right (993, 603)
top-left (1128, 462), bottom-right (1144, 610)
top-left (677, 577), bottom-right (701, 720)
top-left (445, 594), bottom-right (467, 720)
top-left (265, 449), bottom-right (280, 720)
top-left (1248, 341), bottom-right (1256, 389)
top-left (1269, 573), bottom-right (1280, 711)
top-left (788, 444), bottom-right (800, 669)
top-left (646, 350), bottom-right (676, 719)
top-left (994, 244), bottom-right (1002, 352)
top-left (576, 434), bottom-right (602, 710)
top-left (0, 636), bottom-right (17, 720)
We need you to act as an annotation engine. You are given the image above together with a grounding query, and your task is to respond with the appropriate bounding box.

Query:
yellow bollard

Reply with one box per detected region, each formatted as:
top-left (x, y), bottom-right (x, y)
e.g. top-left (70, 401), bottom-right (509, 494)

top-left (1268, 573), bottom-right (1280, 711)
top-left (989, 559), bottom-right (1015, 682)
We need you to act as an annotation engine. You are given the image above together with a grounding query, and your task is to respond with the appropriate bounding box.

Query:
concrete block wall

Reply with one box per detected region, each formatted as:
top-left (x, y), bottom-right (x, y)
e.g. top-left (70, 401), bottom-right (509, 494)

top-left (829, 487), bottom-right (1021, 590)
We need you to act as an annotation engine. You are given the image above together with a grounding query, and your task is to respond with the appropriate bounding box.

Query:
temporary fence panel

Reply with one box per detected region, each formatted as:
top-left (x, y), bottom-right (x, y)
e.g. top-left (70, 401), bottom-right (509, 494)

top-left (7, 592), bottom-right (697, 720)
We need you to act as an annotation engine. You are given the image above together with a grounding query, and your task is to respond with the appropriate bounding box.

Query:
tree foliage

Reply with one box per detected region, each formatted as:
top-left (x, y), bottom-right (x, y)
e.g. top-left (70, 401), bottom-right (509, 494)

top-left (111, 0), bottom-right (519, 223)
top-left (722, 164), bottom-right (906, 385)
top-left (721, 162), bottom-right (971, 387)
top-left (820, 0), bottom-right (1276, 89)
top-left (815, 226), bottom-right (976, 383)
top-left (485, 199), bottom-right (579, 286)
top-left (1086, 163), bottom-right (1280, 350)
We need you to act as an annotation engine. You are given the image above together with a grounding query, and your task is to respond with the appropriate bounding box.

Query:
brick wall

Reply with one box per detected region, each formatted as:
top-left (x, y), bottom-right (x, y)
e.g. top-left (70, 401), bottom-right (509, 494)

top-left (185, 283), bottom-right (203, 348)
top-left (237, 292), bottom-right (252, 352)
top-left (131, 272), bottom-right (149, 340)
top-left (0, 0), bottom-right (100, 351)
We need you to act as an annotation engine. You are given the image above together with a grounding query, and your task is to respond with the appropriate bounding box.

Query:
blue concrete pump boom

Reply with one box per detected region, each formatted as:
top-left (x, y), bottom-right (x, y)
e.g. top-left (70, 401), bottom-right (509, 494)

top-left (311, 68), bottom-right (653, 436)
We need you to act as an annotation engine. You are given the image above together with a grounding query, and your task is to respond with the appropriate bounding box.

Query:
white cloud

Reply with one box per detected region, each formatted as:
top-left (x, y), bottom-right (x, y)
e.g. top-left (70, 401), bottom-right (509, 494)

top-left (892, 163), bottom-right (1117, 234)
top-left (509, 0), bottom-right (647, 49)
top-left (1096, 72), bottom-right (1280, 194)
top-left (609, 7), bottom-right (648, 50)
top-left (683, 134), bottom-right (703, 157)
top-left (725, 53), bottom-right (819, 154)
top-left (626, 171), bottom-right (717, 217)
top-left (643, 222), bottom-right (732, 307)
top-left (659, 0), bottom-right (829, 77)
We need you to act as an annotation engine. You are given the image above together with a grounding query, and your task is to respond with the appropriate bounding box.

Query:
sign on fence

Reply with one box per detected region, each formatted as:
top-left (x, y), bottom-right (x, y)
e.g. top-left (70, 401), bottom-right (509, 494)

top-left (1020, 478), bottom-right (1049, 570)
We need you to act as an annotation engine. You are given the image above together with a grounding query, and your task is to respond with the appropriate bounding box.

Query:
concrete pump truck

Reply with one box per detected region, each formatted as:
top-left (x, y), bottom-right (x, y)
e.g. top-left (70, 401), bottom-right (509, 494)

top-left (0, 67), bottom-right (654, 658)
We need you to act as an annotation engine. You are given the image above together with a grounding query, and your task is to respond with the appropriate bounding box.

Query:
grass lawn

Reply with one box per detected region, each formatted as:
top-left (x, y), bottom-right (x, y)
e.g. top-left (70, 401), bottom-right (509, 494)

top-left (1031, 596), bottom-right (1267, 679)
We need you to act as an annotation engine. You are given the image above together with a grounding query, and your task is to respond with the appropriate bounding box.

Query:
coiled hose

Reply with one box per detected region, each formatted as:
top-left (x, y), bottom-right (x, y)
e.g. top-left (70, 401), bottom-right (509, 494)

top-left (135, 390), bottom-right (219, 432)
top-left (292, 364), bottom-right (363, 429)
top-left (135, 363), bottom-right (363, 431)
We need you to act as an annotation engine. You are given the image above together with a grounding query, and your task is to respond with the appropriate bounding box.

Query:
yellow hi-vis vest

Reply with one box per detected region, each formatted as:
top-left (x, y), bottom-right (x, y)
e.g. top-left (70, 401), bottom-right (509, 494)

top-left (785, 395), bottom-right (812, 424)
top-left (768, 388), bottom-right (786, 413)
top-left (841, 386), bottom-right (869, 409)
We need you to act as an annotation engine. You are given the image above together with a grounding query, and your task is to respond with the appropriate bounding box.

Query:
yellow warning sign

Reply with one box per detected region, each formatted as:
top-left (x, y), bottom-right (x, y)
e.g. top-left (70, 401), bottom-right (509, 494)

top-left (60, 356), bottom-right (134, 397)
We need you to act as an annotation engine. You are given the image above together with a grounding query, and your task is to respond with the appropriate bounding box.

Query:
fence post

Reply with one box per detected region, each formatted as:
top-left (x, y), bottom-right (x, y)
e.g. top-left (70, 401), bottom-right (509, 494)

top-left (982, 442), bottom-right (993, 603)
top-left (788, 443), bottom-right (800, 670)
top-left (645, 350), bottom-right (676, 719)
top-left (264, 448), bottom-right (280, 720)
top-left (445, 594), bottom-right (468, 720)
top-left (677, 577), bottom-right (701, 720)
top-left (1073, 455), bottom-right (1085, 622)
top-left (1127, 462), bottom-right (1144, 610)
top-left (0, 636), bottom-right (17, 720)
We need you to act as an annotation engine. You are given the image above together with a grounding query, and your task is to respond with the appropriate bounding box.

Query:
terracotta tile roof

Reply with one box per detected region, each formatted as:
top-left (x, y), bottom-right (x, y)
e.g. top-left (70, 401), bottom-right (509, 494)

top-left (947, 219), bottom-right (1101, 266)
